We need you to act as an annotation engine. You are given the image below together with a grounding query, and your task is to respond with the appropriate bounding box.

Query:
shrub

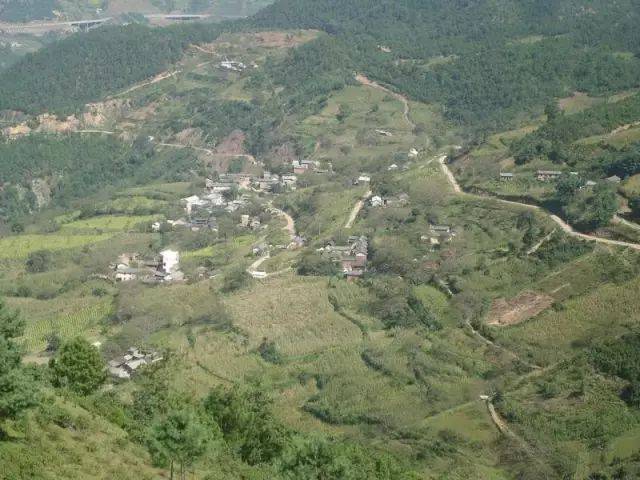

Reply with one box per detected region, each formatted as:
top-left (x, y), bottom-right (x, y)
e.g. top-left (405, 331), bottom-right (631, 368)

top-left (25, 249), bottom-right (52, 273)
top-left (221, 264), bottom-right (250, 293)
top-left (296, 251), bottom-right (339, 276)
top-left (258, 338), bottom-right (283, 364)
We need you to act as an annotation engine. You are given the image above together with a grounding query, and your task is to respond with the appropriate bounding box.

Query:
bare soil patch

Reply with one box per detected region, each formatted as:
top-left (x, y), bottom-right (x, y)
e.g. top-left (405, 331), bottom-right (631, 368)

top-left (487, 291), bottom-right (553, 326)
top-left (216, 129), bottom-right (246, 154)
top-left (251, 30), bottom-right (319, 48)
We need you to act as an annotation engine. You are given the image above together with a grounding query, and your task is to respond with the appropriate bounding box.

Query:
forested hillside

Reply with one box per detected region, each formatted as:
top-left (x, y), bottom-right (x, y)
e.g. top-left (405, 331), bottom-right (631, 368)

top-left (0, 0), bottom-right (58, 22)
top-left (0, 23), bottom-right (223, 114)
top-left (2, 0), bottom-right (640, 129)
top-left (252, 0), bottom-right (640, 128)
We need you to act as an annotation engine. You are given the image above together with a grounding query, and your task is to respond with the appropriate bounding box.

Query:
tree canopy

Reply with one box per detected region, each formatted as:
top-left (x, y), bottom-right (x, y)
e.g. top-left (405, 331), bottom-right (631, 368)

top-left (0, 299), bottom-right (37, 421)
top-left (50, 337), bottom-right (106, 395)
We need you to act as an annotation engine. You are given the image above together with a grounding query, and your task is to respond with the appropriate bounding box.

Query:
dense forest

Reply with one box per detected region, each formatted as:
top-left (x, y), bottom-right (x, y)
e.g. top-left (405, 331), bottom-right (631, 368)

top-left (251, 0), bottom-right (640, 128)
top-left (0, 0), bottom-right (58, 22)
top-left (2, 0), bottom-right (640, 130)
top-left (0, 133), bottom-right (201, 224)
top-left (0, 23), bottom-right (224, 114)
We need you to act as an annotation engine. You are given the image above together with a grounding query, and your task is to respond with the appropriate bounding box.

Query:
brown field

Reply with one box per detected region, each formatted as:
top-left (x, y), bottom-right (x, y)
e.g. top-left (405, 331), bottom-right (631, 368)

top-left (487, 290), bottom-right (553, 326)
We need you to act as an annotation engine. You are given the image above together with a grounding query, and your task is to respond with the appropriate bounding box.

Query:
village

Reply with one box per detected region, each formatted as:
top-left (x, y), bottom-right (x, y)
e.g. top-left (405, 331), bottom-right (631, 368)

top-left (498, 169), bottom-right (623, 185)
top-left (108, 156), bottom-right (381, 286)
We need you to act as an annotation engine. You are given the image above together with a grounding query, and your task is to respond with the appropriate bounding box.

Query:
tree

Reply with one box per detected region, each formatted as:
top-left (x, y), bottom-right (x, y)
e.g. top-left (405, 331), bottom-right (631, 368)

top-left (221, 264), bottom-right (250, 293)
top-left (50, 337), bottom-right (106, 395)
top-left (336, 103), bottom-right (352, 122)
top-left (44, 332), bottom-right (61, 353)
top-left (555, 174), bottom-right (584, 203)
top-left (563, 183), bottom-right (618, 231)
top-left (203, 384), bottom-right (289, 464)
top-left (296, 251), bottom-right (339, 276)
top-left (0, 299), bottom-right (37, 422)
top-left (258, 337), bottom-right (283, 364)
top-left (149, 409), bottom-right (211, 480)
top-left (544, 101), bottom-right (562, 122)
top-left (366, 276), bottom-right (440, 330)
top-left (629, 196), bottom-right (640, 219)
top-left (279, 436), bottom-right (410, 480)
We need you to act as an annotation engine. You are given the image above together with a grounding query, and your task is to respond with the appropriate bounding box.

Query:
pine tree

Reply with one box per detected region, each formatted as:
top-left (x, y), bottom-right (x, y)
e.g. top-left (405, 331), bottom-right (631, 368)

top-left (0, 299), bottom-right (37, 422)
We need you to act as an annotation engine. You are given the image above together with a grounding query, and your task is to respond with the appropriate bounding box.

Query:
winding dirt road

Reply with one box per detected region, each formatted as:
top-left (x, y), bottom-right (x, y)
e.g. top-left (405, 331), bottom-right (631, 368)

top-left (345, 190), bottom-right (372, 229)
top-left (114, 70), bottom-right (182, 97)
top-left (270, 205), bottom-right (296, 239)
top-left (355, 74), bottom-right (415, 131)
top-left (437, 155), bottom-right (640, 251)
top-left (246, 207), bottom-right (296, 279)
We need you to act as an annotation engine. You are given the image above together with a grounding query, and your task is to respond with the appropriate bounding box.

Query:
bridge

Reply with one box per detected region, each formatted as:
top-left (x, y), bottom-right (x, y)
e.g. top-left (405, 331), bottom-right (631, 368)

top-left (69, 17), bottom-right (112, 31)
top-left (0, 13), bottom-right (210, 35)
top-left (160, 14), bottom-right (210, 21)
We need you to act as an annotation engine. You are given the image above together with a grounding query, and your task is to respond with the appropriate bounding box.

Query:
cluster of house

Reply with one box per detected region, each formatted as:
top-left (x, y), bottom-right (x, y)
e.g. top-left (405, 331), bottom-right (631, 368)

top-left (240, 214), bottom-right (262, 230)
top-left (352, 174), bottom-right (371, 186)
top-left (108, 347), bottom-right (163, 379)
top-left (319, 236), bottom-right (368, 280)
top-left (370, 192), bottom-right (410, 208)
top-left (209, 171), bottom-right (297, 194)
top-left (420, 224), bottom-right (456, 249)
top-left (113, 249), bottom-right (183, 283)
top-left (500, 170), bottom-right (622, 184)
top-left (152, 216), bottom-right (218, 233)
top-left (219, 59), bottom-right (247, 72)
top-left (292, 159), bottom-right (332, 175)
top-left (386, 149), bottom-right (418, 172)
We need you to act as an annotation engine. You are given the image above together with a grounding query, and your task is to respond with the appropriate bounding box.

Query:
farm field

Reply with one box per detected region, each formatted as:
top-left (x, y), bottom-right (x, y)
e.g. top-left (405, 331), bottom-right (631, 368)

top-left (0, 232), bottom-right (116, 259)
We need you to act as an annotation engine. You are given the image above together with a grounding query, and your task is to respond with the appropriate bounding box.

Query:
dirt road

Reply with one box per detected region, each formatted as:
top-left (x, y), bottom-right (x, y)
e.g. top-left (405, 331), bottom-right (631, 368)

top-left (270, 206), bottom-right (296, 239)
top-left (114, 70), bottom-right (182, 97)
top-left (526, 229), bottom-right (556, 255)
top-left (355, 74), bottom-right (415, 131)
top-left (247, 254), bottom-right (270, 278)
top-left (436, 154), bottom-right (461, 193)
top-left (437, 156), bottom-right (640, 251)
top-left (345, 190), bottom-right (372, 229)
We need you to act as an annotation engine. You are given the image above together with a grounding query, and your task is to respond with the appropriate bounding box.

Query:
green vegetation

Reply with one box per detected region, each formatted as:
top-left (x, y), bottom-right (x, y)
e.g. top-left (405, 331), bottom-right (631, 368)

top-left (253, 0), bottom-right (640, 128)
top-left (50, 337), bottom-right (107, 394)
top-left (0, 300), bottom-right (37, 423)
top-left (590, 334), bottom-right (640, 408)
top-left (555, 176), bottom-right (619, 231)
top-left (0, 0), bottom-right (58, 22)
top-left (0, 23), bottom-right (222, 114)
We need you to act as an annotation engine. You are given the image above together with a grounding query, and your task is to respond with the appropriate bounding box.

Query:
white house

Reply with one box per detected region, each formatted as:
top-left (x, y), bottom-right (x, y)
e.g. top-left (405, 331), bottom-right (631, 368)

top-left (182, 195), bottom-right (207, 215)
top-left (115, 267), bottom-right (138, 282)
top-left (205, 192), bottom-right (226, 206)
top-left (160, 249), bottom-right (180, 273)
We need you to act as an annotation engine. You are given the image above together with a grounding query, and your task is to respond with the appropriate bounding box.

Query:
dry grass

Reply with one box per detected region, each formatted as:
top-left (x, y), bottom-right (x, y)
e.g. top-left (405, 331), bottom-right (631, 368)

top-left (225, 273), bottom-right (362, 356)
top-left (487, 291), bottom-right (553, 326)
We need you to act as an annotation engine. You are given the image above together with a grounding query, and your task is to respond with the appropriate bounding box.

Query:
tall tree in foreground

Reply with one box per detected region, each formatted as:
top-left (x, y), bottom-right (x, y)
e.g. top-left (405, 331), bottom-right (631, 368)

top-left (50, 337), bottom-right (106, 395)
top-left (0, 299), bottom-right (37, 426)
top-left (149, 409), bottom-right (211, 480)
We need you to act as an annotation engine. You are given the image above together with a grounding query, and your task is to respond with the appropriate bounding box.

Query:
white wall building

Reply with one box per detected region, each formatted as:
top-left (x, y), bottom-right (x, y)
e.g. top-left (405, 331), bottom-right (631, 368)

top-left (160, 249), bottom-right (180, 273)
